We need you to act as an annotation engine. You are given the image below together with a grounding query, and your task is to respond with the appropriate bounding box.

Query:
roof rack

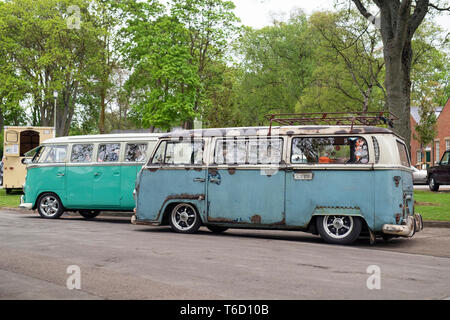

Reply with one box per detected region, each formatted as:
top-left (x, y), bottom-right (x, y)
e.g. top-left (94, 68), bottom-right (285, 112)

top-left (264, 111), bottom-right (398, 135)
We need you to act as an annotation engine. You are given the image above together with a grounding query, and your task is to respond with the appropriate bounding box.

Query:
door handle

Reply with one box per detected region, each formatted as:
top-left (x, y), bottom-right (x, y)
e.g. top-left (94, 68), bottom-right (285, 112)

top-left (193, 178), bottom-right (205, 182)
top-left (209, 178), bottom-right (221, 183)
top-left (94, 172), bottom-right (101, 176)
top-left (57, 173), bottom-right (65, 176)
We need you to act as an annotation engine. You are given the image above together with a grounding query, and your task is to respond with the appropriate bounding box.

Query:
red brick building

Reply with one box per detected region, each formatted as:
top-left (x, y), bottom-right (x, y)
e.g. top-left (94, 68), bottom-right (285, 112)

top-left (410, 97), bottom-right (450, 169)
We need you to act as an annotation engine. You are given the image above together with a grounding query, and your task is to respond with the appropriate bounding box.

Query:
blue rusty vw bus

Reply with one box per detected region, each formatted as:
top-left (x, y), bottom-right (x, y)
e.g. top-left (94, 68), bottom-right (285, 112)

top-left (20, 133), bottom-right (160, 219)
top-left (132, 114), bottom-right (423, 245)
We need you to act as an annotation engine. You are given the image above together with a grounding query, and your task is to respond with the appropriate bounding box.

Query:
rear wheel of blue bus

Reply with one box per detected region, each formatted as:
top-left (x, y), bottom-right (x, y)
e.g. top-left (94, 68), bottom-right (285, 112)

top-left (169, 203), bottom-right (201, 234)
top-left (316, 215), bottom-right (362, 245)
top-left (37, 193), bottom-right (64, 219)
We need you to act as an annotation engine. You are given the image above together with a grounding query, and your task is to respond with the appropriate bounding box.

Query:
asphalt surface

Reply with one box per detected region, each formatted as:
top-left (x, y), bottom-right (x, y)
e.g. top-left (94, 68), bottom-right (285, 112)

top-left (0, 208), bottom-right (450, 300)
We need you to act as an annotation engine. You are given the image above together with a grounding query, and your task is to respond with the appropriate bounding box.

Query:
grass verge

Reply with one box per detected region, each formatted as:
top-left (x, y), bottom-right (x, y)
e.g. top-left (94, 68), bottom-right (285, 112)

top-left (0, 188), bottom-right (22, 208)
top-left (414, 190), bottom-right (450, 221)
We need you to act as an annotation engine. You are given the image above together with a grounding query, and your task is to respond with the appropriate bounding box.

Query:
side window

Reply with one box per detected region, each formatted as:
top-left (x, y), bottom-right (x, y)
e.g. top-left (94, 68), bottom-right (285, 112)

top-left (396, 141), bottom-right (410, 167)
top-left (440, 152), bottom-right (449, 165)
top-left (125, 143), bottom-right (148, 162)
top-left (291, 136), bottom-right (369, 164)
top-left (71, 144), bottom-right (94, 163)
top-left (214, 138), bottom-right (283, 165)
top-left (372, 137), bottom-right (380, 164)
top-left (151, 140), bottom-right (204, 165)
top-left (98, 143), bottom-right (121, 162)
top-left (39, 145), bottom-right (67, 163)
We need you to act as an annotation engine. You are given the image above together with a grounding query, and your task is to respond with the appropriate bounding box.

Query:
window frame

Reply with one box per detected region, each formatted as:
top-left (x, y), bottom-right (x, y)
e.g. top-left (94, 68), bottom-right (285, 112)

top-left (213, 137), bottom-right (284, 166)
top-left (149, 139), bottom-right (205, 166)
top-left (124, 142), bottom-right (149, 163)
top-left (37, 144), bottom-right (68, 164)
top-left (290, 136), bottom-right (370, 165)
top-left (97, 142), bottom-right (121, 163)
top-left (70, 143), bottom-right (95, 164)
top-left (396, 140), bottom-right (411, 167)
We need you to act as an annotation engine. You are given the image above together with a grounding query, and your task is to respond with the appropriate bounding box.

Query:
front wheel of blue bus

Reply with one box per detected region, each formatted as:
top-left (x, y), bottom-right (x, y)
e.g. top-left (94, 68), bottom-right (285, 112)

top-left (316, 215), bottom-right (362, 245)
top-left (37, 193), bottom-right (64, 219)
top-left (169, 203), bottom-right (201, 234)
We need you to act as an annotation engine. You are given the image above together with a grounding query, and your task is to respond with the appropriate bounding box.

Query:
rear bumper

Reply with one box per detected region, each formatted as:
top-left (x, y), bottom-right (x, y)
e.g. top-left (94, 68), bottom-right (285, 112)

top-left (382, 214), bottom-right (423, 237)
top-left (19, 195), bottom-right (33, 210)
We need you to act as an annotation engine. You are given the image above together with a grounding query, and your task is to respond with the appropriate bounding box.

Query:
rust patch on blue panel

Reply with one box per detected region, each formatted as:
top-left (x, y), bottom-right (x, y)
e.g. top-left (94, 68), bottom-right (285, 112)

top-left (250, 214), bottom-right (261, 224)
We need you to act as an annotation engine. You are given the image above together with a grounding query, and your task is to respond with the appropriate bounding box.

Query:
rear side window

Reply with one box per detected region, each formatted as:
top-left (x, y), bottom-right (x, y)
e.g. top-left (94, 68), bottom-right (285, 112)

top-left (396, 141), bottom-right (410, 167)
top-left (125, 143), bottom-right (148, 162)
top-left (71, 144), bottom-right (94, 163)
top-left (39, 145), bottom-right (67, 163)
top-left (372, 137), bottom-right (380, 164)
top-left (291, 136), bottom-right (369, 164)
top-left (98, 143), bottom-right (120, 162)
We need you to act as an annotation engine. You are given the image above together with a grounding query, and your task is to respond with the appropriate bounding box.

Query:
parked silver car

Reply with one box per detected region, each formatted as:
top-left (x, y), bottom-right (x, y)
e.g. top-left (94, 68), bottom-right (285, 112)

top-left (411, 166), bottom-right (427, 184)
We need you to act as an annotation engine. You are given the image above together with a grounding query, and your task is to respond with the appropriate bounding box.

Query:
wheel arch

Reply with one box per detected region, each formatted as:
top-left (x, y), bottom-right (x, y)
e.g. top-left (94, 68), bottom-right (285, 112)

top-left (33, 191), bottom-right (66, 210)
top-left (160, 200), bottom-right (205, 226)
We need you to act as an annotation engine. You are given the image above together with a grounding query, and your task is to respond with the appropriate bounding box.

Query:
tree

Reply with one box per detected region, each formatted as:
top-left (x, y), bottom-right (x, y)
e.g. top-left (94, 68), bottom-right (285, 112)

top-left (0, 0), bottom-right (103, 136)
top-left (170, 0), bottom-right (240, 128)
top-left (120, 2), bottom-right (201, 131)
top-left (350, 0), bottom-right (450, 150)
top-left (301, 10), bottom-right (385, 113)
top-left (234, 12), bottom-right (315, 125)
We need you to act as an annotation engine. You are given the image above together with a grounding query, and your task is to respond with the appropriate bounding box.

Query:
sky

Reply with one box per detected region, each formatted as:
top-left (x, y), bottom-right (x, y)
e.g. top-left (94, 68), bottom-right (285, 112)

top-left (232, 0), bottom-right (450, 31)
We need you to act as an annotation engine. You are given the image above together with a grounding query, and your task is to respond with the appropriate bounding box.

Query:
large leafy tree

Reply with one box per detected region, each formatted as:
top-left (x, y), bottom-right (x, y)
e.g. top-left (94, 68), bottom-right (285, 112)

top-left (0, 0), bottom-right (103, 136)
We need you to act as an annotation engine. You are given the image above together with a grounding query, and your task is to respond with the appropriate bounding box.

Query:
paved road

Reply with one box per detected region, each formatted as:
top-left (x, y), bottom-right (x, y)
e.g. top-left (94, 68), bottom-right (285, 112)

top-left (1, 209), bottom-right (449, 300)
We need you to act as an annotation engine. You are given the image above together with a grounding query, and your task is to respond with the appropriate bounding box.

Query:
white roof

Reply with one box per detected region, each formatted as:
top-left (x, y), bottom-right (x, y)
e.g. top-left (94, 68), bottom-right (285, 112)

top-left (42, 133), bottom-right (162, 144)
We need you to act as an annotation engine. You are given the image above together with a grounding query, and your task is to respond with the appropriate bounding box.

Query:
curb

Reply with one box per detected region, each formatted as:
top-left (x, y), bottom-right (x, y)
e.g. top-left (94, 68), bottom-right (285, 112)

top-left (423, 221), bottom-right (450, 228)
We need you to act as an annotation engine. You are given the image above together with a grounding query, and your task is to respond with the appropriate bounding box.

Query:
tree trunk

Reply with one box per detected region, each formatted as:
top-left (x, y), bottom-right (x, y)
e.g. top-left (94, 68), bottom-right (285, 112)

top-left (384, 42), bottom-right (411, 148)
top-left (99, 87), bottom-right (106, 134)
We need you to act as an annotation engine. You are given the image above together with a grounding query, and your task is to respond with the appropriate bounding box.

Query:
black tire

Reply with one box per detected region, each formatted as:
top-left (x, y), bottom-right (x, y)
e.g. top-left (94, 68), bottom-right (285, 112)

top-left (169, 203), bottom-right (201, 234)
top-left (79, 210), bottom-right (100, 219)
top-left (207, 225), bottom-right (228, 233)
top-left (37, 193), bottom-right (64, 219)
top-left (316, 215), bottom-right (362, 245)
top-left (428, 176), bottom-right (440, 191)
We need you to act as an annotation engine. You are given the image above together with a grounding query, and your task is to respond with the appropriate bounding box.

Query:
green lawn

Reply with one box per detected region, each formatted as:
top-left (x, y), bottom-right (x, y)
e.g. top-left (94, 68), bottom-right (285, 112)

top-left (414, 190), bottom-right (450, 221)
top-left (0, 189), bottom-right (22, 208)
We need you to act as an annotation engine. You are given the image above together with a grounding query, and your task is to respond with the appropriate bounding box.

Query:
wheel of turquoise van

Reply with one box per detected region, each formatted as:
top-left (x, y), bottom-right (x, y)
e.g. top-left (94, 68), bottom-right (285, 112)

top-left (79, 210), bottom-right (100, 219)
top-left (316, 215), bottom-right (362, 245)
top-left (169, 203), bottom-right (201, 234)
top-left (207, 225), bottom-right (228, 233)
top-left (428, 176), bottom-right (439, 191)
top-left (37, 193), bottom-right (64, 219)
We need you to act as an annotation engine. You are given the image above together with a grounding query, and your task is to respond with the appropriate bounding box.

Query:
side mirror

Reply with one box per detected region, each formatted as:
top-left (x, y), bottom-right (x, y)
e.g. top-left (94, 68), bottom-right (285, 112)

top-left (21, 158), bottom-right (32, 165)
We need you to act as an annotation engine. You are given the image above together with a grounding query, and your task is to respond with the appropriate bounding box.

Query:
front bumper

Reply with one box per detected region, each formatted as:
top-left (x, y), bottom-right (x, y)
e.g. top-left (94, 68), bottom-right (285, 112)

top-left (19, 195), bottom-right (33, 210)
top-left (382, 214), bottom-right (424, 237)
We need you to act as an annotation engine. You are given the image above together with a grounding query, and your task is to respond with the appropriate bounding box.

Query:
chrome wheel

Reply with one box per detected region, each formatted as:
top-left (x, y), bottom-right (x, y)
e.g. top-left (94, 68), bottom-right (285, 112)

top-left (38, 194), bottom-right (63, 219)
top-left (170, 203), bottom-right (200, 233)
top-left (322, 215), bottom-right (354, 239)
